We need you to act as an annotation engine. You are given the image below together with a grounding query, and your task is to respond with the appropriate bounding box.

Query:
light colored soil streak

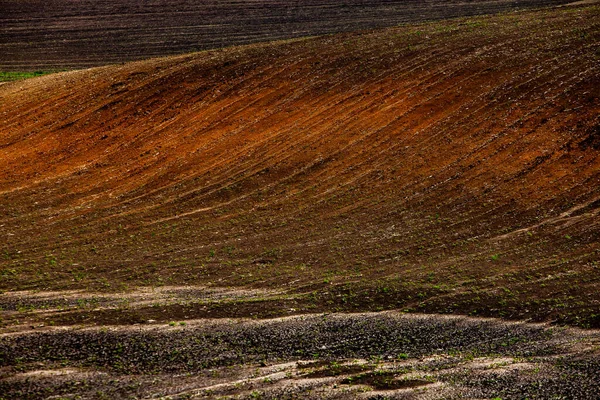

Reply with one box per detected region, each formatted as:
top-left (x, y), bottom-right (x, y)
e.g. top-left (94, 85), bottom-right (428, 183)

top-left (0, 285), bottom-right (279, 311)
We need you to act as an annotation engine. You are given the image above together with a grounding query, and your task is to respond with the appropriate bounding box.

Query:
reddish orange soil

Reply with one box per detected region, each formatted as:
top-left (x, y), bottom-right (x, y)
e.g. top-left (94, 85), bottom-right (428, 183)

top-left (0, 5), bottom-right (599, 327)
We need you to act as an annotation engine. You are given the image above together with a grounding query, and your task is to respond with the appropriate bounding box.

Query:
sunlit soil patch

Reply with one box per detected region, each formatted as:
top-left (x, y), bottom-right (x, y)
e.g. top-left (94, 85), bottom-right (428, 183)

top-left (0, 285), bottom-right (279, 313)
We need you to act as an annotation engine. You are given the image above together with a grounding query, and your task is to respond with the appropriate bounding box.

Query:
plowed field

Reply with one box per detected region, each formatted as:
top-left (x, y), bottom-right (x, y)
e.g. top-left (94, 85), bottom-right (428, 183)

top-left (1, 3), bottom-right (600, 398)
top-left (0, 0), bottom-right (575, 70)
top-left (1, 3), bottom-right (599, 326)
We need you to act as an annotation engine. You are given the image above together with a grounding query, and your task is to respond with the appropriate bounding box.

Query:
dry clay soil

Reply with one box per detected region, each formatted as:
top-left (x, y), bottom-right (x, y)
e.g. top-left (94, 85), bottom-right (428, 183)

top-left (1, 3), bottom-right (600, 399)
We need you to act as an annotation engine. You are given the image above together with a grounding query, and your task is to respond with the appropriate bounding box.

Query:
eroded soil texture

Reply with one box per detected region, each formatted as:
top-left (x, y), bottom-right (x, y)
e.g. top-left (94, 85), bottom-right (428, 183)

top-left (0, 0), bottom-right (576, 70)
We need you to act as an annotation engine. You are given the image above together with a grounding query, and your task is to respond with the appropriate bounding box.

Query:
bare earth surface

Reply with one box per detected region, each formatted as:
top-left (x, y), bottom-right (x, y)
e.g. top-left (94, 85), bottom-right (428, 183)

top-left (0, 2), bottom-right (599, 398)
top-left (0, 0), bottom-right (575, 71)
top-left (2, 311), bottom-right (600, 399)
top-left (1, 3), bottom-right (598, 326)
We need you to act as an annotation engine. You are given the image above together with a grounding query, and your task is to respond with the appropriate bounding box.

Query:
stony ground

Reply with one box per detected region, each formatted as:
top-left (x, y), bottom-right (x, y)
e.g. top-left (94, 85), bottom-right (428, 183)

top-left (2, 310), bottom-right (600, 399)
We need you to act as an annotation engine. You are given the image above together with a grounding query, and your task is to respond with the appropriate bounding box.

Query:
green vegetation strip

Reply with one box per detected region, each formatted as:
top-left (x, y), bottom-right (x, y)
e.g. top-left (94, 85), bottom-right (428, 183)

top-left (0, 71), bottom-right (55, 82)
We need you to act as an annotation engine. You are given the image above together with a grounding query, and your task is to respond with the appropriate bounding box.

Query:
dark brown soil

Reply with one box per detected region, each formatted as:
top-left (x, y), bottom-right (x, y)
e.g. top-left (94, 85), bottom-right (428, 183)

top-left (302, 363), bottom-right (371, 378)
top-left (0, 0), bottom-right (576, 71)
top-left (341, 371), bottom-right (432, 390)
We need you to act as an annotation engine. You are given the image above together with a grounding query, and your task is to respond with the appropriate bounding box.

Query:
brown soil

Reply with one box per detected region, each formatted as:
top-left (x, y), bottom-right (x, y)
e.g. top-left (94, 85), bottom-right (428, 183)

top-left (2, 4), bottom-right (599, 329)
top-left (341, 371), bottom-right (432, 390)
top-left (0, 0), bottom-right (576, 71)
top-left (1, 4), bottom-right (600, 397)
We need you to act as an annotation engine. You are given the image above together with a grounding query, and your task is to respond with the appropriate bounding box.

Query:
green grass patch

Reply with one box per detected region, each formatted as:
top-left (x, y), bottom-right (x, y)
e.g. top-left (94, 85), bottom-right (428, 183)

top-left (0, 71), bottom-right (55, 82)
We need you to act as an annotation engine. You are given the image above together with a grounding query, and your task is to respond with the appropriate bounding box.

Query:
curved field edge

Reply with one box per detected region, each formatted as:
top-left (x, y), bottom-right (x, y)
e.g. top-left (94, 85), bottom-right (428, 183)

top-left (0, 3), bottom-right (599, 331)
top-left (0, 0), bottom-right (577, 71)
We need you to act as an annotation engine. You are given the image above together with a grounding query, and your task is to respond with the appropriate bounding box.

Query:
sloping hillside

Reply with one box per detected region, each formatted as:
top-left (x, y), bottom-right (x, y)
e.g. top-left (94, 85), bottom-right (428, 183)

top-left (0, 0), bottom-right (575, 70)
top-left (1, 4), bottom-right (600, 399)
top-left (0, 4), bottom-right (599, 331)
